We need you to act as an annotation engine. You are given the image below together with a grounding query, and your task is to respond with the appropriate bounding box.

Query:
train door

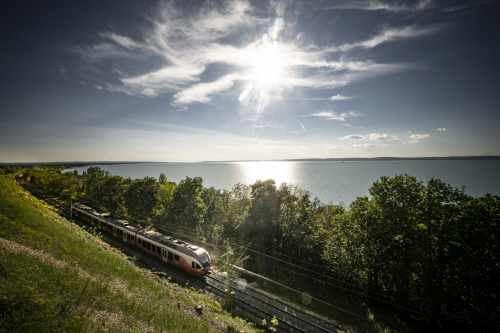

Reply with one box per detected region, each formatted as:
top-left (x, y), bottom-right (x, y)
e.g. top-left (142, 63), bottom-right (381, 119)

top-left (161, 248), bottom-right (168, 263)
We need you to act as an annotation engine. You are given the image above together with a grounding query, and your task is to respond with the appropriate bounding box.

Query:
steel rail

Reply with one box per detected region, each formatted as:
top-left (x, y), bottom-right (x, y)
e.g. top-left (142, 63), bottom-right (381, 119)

top-left (206, 274), bottom-right (341, 333)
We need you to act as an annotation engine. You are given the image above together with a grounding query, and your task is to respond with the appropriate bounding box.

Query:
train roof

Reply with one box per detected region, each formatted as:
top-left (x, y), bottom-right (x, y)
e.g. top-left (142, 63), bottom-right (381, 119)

top-left (136, 229), bottom-right (209, 259)
top-left (73, 203), bottom-right (210, 260)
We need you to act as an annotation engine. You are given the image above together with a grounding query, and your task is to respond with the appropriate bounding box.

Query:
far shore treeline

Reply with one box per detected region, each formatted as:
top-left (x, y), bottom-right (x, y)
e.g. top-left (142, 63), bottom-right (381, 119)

top-left (2, 166), bottom-right (498, 330)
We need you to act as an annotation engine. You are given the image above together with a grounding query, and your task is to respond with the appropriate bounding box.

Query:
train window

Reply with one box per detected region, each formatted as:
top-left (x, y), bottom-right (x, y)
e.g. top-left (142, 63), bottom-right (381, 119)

top-left (156, 246), bottom-right (161, 254)
top-left (168, 252), bottom-right (173, 261)
top-left (174, 254), bottom-right (179, 261)
top-left (196, 263), bottom-right (201, 269)
top-left (192, 262), bottom-right (195, 269)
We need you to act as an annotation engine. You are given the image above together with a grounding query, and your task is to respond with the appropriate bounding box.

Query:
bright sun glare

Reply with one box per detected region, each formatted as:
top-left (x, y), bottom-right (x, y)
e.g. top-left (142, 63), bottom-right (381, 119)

top-left (240, 161), bottom-right (295, 185)
top-left (243, 38), bottom-right (290, 90)
top-left (249, 42), bottom-right (288, 88)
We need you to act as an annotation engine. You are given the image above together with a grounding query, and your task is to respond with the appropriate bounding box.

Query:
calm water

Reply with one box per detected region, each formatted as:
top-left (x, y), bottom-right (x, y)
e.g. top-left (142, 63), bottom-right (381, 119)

top-left (72, 160), bottom-right (500, 204)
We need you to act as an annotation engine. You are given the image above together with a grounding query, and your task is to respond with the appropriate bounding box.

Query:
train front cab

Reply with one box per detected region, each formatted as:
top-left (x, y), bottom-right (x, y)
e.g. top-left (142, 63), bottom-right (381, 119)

top-left (158, 247), bottom-right (208, 277)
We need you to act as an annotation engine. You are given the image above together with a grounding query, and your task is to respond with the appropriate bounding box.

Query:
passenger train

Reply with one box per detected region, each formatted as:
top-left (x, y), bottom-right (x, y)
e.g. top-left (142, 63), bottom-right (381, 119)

top-left (71, 203), bottom-right (211, 276)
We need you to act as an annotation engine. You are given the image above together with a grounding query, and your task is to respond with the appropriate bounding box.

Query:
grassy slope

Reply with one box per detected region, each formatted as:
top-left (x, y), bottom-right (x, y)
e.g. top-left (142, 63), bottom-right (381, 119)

top-left (0, 175), bottom-right (257, 333)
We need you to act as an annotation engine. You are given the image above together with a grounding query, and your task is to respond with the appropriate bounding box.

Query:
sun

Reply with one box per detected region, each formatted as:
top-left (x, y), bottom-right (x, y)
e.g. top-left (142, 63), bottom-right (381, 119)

top-left (243, 38), bottom-right (290, 90)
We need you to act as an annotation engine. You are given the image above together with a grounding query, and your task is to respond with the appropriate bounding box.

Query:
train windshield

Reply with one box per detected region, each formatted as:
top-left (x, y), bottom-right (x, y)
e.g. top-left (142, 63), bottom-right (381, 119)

top-left (199, 253), bottom-right (211, 268)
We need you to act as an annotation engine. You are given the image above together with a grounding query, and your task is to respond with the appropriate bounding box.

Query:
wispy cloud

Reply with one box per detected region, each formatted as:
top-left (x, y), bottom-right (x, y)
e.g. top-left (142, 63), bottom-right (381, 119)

top-left (435, 127), bottom-right (447, 132)
top-left (442, 1), bottom-right (493, 13)
top-left (99, 32), bottom-right (146, 50)
top-left (329, 0), bottom-right (433, 12)
top-left (340, 134), bottom-right (365, 140)
top-left (341, 132), bottom-right (399, 143)
top-left (367, 132), bottom-right (399, 142)
top-left (173, 74), bottom-right (239, 105)
top-left (323, 26), bottom-right (438, 53)
top-left (77, 0), bottom-right (440, 112)
top-left (352, 143), bottom-right (377, 149)
top-left (330, 94), bottom-right (354, 101)
top-left (409, 133), bottom-right (431, 143)
top-left (310, 111), bottom-right (361, 122)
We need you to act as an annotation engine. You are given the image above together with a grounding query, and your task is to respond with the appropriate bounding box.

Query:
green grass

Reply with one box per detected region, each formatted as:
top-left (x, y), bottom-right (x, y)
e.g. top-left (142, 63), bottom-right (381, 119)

top-left (0, 175), bottom-right (258, 333)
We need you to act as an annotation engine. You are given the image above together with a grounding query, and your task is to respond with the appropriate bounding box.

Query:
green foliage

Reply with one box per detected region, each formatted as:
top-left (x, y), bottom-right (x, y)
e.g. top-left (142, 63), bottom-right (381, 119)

top-left (84, 167), bottom-right (109, 210)
top-left (241, 180), bottom-right (281, 249)
top-left (101, 176), bottom-right (128, 218)
top-left (15, 166), bottom-right (500, 330)
top-left (0, 175), bottom-right (258, 333)
top-left (158, 173), bottom-right (168, 184)
top-left (124, 177), bottom-right (159, 224)
top-left (165, 177), bottom-right (206, 228)
top-left (157, 180), bottom-right (176, 215)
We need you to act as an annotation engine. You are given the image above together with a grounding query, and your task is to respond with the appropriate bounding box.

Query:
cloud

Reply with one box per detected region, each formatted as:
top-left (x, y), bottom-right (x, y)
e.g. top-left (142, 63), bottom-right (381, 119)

top-left (173, 74), bottom-right (239, 105)
top-left (324, 26), bottom-right (437, 53)
top-left (99, 32), bottom-right (146, 50)
top-left (367, 132), bottom-right (399, 142)
top-left (330, 94), bottom-right (354, 101)
top-left (352, 143), bottom-right (377, 149)
top-left (341, 132), bottom-right (400, 145)
top-left (77, 0), bottom-right (440, 111)
top-left (310, 111), bottom-right (361, 122)
top-left (73, 43), bottom-right (145, 63)
top-left (329, 0), bottom-right (433, 12)
top-left (435, 127), bottom-right (447, 132)
top-left (340, 134), bottom-right (365, 140)
top-left (409, 133), bottom-right (431, 143)
top-left (442, 1), bottom-right (493, 13)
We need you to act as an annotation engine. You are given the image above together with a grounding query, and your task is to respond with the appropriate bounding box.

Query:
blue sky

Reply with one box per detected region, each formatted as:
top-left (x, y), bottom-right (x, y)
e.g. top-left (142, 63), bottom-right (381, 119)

top-left (1, 0), bottom-right (499, 162)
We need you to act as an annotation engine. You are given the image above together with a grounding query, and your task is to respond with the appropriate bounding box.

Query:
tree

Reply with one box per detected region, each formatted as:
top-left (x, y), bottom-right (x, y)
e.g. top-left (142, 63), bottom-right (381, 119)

top-left (222, 184), bottom-right (251, 239)
top-left (241, 180), bottom-right (281, 250)
top-left (418, 178), bottom-right (467, 321)
top-left (158, 173), bottom-right (168, 185)
top-left (84, 167), bottom-right (109, 210)
top-left (165, 177), bottom-right (206, 228)
top-left (156, 180), bottom-right (176, 217)
top-left (368, 175), bottom-right (425, 304)
top-left (101, 176), bottom-right (127, 218)
top-left (276, 185), bottom-right (320, 262)
top-left (124, 177), bottom-right (159, 225)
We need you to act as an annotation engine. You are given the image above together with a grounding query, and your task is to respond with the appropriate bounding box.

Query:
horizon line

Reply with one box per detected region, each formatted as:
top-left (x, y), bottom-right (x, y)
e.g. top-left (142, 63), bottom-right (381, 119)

top-left (2, 154), bottom-right (500, 166)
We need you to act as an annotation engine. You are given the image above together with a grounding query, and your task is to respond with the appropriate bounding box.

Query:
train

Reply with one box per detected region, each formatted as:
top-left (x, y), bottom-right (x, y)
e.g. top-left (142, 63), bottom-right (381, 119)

top-left (71, 202), bottom-right (212, 277)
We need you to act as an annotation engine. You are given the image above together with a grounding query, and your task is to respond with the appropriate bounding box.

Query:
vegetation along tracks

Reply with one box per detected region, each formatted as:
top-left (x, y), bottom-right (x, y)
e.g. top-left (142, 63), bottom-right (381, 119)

top-left (206, 273), bottom-right (340, 333)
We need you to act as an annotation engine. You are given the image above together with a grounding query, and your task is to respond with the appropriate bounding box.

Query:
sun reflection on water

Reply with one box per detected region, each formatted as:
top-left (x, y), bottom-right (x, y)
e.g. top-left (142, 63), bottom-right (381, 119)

top-left (238, 161), bottom-right (295, 185)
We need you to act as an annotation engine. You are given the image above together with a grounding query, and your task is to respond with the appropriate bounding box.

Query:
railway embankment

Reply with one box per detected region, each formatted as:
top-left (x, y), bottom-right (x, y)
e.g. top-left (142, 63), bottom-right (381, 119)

top-left (0, 175), bottom-right (257, 333)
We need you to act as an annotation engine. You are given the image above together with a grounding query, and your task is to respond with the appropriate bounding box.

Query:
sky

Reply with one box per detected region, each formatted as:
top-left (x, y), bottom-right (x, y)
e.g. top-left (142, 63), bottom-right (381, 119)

top-left (1, 0), bottom-right (499, 162)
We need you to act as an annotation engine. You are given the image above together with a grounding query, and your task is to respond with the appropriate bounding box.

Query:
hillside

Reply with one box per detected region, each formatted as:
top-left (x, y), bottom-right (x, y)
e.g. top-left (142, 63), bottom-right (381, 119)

top-left (0, 175), bottom-right (257, 333)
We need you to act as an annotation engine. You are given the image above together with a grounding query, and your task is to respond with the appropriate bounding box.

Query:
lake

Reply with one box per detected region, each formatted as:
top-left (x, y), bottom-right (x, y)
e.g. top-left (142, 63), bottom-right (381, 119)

top-left (71, 159), bottom-right (500, 204)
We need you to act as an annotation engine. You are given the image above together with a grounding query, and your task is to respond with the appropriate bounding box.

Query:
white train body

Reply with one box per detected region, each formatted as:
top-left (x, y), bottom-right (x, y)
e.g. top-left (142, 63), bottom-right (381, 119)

top-left (71, 203), bottom-right (211, 276)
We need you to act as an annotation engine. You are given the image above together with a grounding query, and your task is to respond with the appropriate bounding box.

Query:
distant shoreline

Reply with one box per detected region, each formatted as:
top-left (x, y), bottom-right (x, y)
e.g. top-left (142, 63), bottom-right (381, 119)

top-left (1, 155), bottom-right (500, 168)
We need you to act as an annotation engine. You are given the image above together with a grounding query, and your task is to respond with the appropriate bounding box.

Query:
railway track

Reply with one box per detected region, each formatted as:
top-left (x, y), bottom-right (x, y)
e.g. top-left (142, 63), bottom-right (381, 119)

top-left (38, 197), bottom-right (345, 332)
top-left (206, 273), bottom-right (343, 333)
